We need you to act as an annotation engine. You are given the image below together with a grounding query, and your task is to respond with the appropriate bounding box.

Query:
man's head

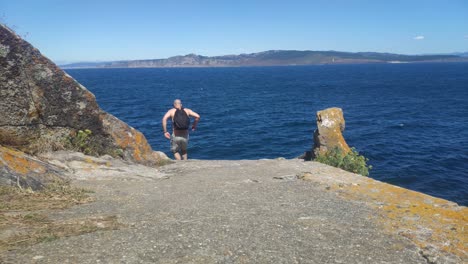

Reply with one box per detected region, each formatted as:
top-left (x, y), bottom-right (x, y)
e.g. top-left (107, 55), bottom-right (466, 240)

top-left (173, 99), bottom-right (182, 109)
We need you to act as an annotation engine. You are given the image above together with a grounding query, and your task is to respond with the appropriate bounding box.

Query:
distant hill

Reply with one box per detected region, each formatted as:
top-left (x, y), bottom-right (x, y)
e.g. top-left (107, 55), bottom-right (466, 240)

top-left (60, 50), bottom-right (468, 68)
top-left (59, 61), bottom-right (112, 68)
top-left (448, 52), bottom-right (468, 57)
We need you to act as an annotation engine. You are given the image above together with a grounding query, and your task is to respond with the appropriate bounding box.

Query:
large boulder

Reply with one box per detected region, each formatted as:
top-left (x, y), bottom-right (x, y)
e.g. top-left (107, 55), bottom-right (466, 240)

top-left (0, 146), bottom-right (66, 189)
top-left (0, 24), bottom-right (167, 166)
top-left (312, 107), bottom-right (351, 158)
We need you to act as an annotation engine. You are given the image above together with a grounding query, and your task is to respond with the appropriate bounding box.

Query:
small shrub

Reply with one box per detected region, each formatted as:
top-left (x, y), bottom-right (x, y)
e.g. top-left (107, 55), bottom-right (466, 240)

top-left (112, 148), bottom-right (124, 158)
top-left (66, 129), bottom-right (98, 155)
top-left (315, 147), bottom-right (372, 176)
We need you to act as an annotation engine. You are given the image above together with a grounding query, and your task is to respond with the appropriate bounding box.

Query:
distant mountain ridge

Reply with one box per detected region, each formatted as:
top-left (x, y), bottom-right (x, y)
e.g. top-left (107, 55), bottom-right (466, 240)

top-left (60, 50), bottom-right (468, 68)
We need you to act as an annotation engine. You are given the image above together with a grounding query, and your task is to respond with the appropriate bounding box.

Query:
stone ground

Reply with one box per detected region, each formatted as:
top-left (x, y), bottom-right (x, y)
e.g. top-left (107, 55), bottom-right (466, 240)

top-left (2, 157), bottom-right (466, 264)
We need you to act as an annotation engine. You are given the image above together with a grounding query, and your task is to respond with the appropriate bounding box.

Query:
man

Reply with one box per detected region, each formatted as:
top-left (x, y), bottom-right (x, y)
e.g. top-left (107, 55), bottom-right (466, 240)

top-left (162, 99), bottom-right (200, 160)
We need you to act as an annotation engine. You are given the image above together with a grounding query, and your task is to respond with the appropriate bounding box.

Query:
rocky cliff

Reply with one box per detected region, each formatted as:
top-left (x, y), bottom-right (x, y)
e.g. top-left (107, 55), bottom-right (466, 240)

top-left (0, 24), bottom-right (168, 189)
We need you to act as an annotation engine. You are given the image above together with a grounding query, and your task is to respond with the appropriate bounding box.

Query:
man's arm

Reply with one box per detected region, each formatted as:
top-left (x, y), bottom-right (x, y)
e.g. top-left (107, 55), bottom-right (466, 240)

top-left (187, 109), bottom-right (200, 131)
top-left (162, 110), bottom-right (173, 139)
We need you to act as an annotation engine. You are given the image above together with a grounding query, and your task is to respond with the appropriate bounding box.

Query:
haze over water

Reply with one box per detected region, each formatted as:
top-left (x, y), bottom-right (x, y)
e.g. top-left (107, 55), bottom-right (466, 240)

top-left (66, 63), bottom-right (468, 206)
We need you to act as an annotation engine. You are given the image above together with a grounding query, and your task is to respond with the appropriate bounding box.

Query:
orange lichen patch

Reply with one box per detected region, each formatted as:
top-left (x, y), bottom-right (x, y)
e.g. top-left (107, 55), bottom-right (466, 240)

top-left (108, 124), bottom-right (152, 162)
top-left (333, 177), bottom-right (467, 259)
top-left (132, 133), bottom-right (143, 161)
top-left (0, 146), bottom-right (46, 175)
top-left (316, 132), bottom-right (350, 155)
top-left (315, 107), bottom-right (351, 155)
top-left (83, 90), bottom-right (96, 103)
top-left (101, 113), bottom-right (157, 165)
top-left (109, 126), bottom-right (133, 149)
top-left (132, 131), bottom-right (153, 162)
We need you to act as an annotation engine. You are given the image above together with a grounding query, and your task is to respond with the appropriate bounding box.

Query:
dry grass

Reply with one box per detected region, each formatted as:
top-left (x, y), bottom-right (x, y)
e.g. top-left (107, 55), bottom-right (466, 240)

top-left (0, 181), bottom-right (94, 211)
top-left (28, 137), bottom-right (67, 155)
top-left (0, 182), bottom-right (121, 254)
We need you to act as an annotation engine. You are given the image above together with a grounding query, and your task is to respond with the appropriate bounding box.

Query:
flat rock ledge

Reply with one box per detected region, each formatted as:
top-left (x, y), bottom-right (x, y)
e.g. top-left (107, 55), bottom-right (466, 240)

top-left (2, 157), bottom-right (466, 264)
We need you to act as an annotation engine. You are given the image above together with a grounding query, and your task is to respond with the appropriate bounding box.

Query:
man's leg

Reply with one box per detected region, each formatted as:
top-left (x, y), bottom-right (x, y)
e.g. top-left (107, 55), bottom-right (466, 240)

top-left (181, 138), bottom-right (188, 160)
top-left (171, 137), bottom-right (181, 160)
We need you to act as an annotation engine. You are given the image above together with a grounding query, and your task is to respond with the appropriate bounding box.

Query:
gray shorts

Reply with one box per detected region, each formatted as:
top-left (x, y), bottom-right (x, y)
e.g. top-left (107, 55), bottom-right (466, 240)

top-left (170, 134), bottom-right (189, 154)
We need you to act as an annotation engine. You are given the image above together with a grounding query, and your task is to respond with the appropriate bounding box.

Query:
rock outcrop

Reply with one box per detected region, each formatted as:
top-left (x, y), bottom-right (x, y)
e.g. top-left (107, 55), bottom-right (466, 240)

top-left (312, 107), bottom-right (351, 158)
top-left (0, 23), bottom-right (170, 189)
top-left (0, 146), bottom-right (66, 189)
top-left (3, 159), bottom-right (466, 263)
top-left (0, 24), bottom-right (167, 167)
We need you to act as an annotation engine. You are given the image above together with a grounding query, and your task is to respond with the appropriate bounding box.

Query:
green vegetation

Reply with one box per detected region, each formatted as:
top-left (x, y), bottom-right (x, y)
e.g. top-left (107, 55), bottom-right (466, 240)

top-left (65, 129), bottom-right (125, 158)
top-left (66, 129), bottom-right (98, 155)
top-left (112, 147), bottom-right (124, 158)
top-left (315, 147), bottom-right (372, 176)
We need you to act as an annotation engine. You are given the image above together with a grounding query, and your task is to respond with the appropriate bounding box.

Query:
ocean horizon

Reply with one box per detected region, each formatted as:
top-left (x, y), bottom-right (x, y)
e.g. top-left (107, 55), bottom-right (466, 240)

top-left (66, 62), bottom-right (468, 206)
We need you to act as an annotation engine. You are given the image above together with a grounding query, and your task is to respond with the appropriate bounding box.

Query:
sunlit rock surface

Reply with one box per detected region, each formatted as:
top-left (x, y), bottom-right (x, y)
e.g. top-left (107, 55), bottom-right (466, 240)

top-left (0, 24), bottom-right (167, 166)
top-left (313, 107), bottom-right (351, 157)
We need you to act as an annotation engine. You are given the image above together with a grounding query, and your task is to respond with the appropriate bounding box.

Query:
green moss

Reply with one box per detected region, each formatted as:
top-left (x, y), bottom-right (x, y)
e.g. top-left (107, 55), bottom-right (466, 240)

top-left (315, 147), bottom-right (372, 176)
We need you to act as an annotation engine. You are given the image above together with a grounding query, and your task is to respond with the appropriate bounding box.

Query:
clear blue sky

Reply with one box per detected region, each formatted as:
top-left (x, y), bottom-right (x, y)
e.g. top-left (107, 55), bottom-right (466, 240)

top-left (2, 0), bottom-right (467, 63)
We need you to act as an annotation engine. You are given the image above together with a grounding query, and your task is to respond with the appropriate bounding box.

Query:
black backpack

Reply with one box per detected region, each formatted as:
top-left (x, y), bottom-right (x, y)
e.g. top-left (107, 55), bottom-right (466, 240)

top-left (173, 108), bottom-right (190, 130)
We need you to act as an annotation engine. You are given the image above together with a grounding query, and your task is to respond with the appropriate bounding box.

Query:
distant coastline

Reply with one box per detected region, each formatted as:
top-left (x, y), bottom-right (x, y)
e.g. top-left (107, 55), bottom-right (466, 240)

top-left (60, 50), bottom-right (468, 69)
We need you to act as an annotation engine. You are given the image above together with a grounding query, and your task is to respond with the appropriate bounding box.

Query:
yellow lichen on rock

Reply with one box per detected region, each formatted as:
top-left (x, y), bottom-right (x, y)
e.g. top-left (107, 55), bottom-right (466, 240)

top-left (313, 107), bottom-right (351, 157)
top-left (0, 146), bottom-right (66, 190)
top-left (0, 146), bottom-right (46, 175)
top-left (101, 113), bottom-right (165, 166)
top-left (132, 130), bottom-right (154, 162)
top-left (332, 176), bottom-right (467, 260)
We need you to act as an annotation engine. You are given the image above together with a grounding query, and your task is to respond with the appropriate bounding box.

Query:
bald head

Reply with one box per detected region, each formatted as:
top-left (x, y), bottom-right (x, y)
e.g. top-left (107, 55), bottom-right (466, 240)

top-left (173, 99), bottom-right (182, 109)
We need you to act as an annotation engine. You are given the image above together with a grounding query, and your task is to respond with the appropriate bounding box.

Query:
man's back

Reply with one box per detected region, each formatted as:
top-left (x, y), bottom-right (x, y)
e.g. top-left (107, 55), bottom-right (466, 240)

top-left (162, 99), bottom-right (200, 160)
top-left (167, 108), bottom-right (193, 137)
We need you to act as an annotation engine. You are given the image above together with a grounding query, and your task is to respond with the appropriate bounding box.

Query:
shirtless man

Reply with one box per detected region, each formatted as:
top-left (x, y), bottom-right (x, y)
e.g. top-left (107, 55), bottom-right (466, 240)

top-left (162, 99), bottom-right (200, 160)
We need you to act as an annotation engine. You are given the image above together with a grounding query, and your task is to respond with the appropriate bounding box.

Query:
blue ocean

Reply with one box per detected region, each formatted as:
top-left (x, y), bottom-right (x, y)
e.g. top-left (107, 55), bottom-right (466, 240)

top-left (66, 63), bottom-right (468, 206)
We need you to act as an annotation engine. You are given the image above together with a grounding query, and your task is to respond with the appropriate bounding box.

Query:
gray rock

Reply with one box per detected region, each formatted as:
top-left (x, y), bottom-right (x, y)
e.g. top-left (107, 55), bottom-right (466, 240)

top-left (0, 145), bottom-right (67, 190)
top-left (2, 159), bottom-right (447, 263)
top-left (0, 23), bottom-right (166, 167)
